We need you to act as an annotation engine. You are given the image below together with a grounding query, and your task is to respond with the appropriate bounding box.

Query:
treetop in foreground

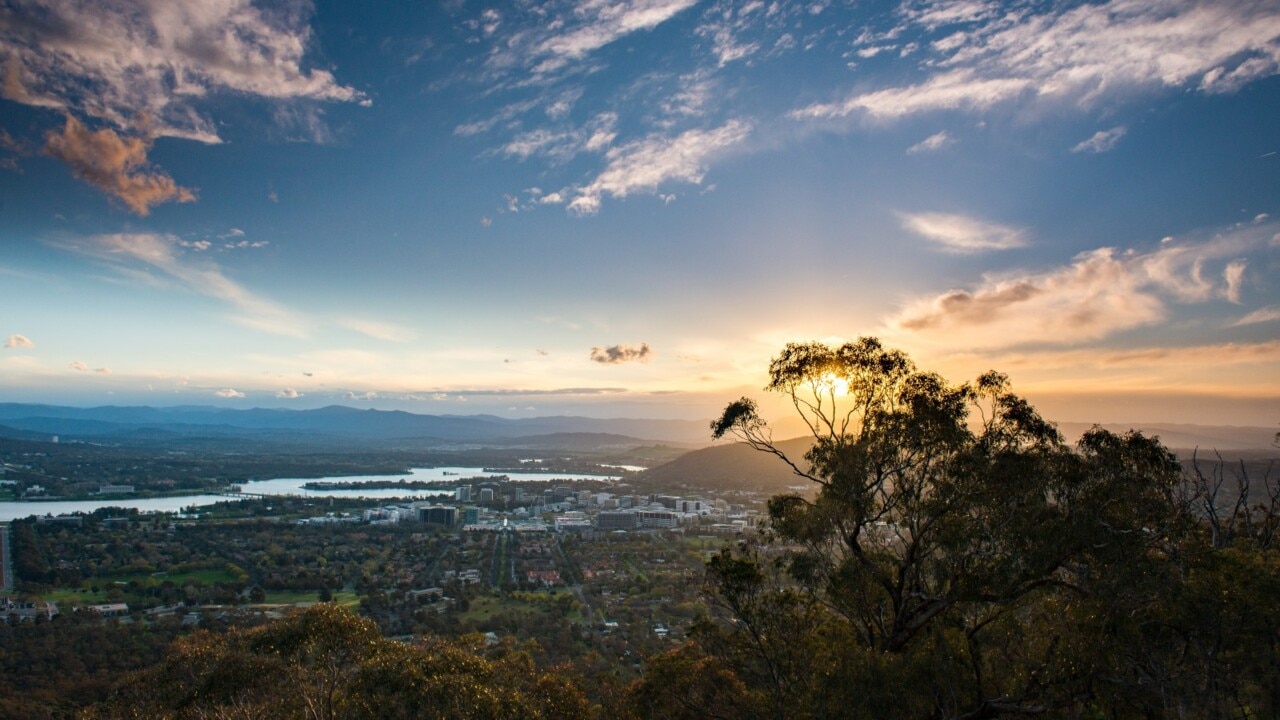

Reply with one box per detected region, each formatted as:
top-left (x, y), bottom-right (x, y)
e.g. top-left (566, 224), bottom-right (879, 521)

top-left (652, 336), bottom-right (1280, 720)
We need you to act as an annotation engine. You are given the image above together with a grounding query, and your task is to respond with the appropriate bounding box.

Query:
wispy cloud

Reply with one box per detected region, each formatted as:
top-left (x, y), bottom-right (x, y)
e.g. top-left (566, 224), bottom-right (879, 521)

top-left (485, 0), bottom-right (698, 82)
top-left (58, 233), bottom-right (307, 337)
top-left (0, 0), bottom-right (365, 142)
top-left (276, 388), bottom-right (302, 399)
top-left (1072, 126), bottom-right (1128, 154)
top-left (696, 1), bottom-right (765, 66)
top-left (591, 342), bottom-right (653, 364)
top-left (907, 131), bottom-right (955, 154)
top-left (796, 0), bottom-right (1280, 122)
top-left (890, 222), bottom-right (1273, 350)
top-left (43, 115), bottom-right (195, 215)
top-left (214, 388), bottom-right (246, 399)
top-left (1229, 306), bottom-right (1280, 327)
top-left (4, 334), bottom-right (34, 349)
top-left (337, 318), bottom-right (416, 343)
top-left (502, 112), bottom-right (619, 162)
top-left (794, 69), bottom-right (1031, 120)
top-left (569, 120), bottom-right (750, 214)
top-left (897, 211), bottom-right (1027, 253)
top-left (933, 340), bottom-right (1280, 401)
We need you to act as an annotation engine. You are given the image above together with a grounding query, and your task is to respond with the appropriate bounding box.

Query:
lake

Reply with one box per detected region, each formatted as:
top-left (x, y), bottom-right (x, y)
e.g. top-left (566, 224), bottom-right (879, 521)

top-left (0, 465), bottom-right (622, 521)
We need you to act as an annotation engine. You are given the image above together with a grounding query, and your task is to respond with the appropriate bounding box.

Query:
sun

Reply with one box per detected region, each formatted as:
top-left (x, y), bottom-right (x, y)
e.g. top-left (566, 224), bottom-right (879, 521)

top-left (816, 372), bottom-right (849, 396)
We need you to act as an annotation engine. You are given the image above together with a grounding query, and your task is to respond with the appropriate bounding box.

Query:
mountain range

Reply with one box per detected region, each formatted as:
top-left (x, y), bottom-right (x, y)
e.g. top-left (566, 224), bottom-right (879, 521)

top-left (0, 403), bottom-right (710, 447)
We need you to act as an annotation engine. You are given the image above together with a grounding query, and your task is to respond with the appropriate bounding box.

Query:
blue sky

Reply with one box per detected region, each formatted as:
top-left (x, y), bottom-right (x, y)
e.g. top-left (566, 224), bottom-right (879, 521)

top-left (1, 0), bottom-right (1277, 426)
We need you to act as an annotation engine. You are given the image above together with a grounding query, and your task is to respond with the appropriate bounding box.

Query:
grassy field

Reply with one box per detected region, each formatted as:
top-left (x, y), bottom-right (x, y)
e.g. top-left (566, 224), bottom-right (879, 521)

top-left (262, 590), bottom-right (359, 607)
top-left (455, 590), bottom-right (577, 627)
top-left (41, 568), bottom-right (245, 605)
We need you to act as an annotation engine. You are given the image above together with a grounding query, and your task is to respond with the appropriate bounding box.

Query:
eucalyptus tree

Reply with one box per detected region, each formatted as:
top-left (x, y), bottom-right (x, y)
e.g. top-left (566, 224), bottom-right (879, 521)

top-left (692, 338), bottom-right (1193, 719)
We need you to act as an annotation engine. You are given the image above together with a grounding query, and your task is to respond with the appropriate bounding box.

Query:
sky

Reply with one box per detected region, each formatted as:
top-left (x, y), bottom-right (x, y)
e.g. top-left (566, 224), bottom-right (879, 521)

top-left (1, 0), bottom-right (1278, 428)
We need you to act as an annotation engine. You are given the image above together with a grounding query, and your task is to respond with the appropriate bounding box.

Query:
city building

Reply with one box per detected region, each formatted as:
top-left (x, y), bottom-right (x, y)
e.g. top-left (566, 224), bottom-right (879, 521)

top-left (597, 511), bottom-right (638, 531)
top-left (637, 510), bottom-right (680, 528)
top-left (419, 505), bottom-right (457, 526)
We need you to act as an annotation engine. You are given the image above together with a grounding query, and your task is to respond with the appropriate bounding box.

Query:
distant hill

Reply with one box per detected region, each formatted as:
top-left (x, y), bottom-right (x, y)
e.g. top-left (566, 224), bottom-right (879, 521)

top-left (633, 437), bottom-right (816, 495)
top-left (635, 423), bottom-right (1279, 498)
top-left (0, 403), bottom-right (709, 448)
top-left (1057, 422), bottom-right (1277, 452)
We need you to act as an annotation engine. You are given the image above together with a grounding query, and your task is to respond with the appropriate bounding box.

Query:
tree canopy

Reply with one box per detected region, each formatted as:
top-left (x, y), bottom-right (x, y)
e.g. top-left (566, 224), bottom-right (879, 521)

top-left (82, 603), bottom-right (591, 720)
top-left (634, 337), bottom-right (1279, 720)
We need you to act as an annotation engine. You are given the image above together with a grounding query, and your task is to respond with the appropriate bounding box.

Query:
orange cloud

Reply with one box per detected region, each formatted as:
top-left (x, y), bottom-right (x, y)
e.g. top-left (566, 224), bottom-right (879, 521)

top-left (43, 115), bottom-right (195, 215)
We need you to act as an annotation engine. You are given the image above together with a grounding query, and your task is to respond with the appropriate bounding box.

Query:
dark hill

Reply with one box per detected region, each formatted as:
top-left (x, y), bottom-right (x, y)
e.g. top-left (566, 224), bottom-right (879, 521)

top-left (632, 437), bottom-right (815, 495)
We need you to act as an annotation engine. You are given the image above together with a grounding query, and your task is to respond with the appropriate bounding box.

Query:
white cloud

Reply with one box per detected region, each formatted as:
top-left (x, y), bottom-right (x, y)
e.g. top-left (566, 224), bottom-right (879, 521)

top-left (504, 128), bottom-right (578, 161)
top-left (897, 211), bottom-right (1027, 253)
top-left (276, 388), bottom-right (302, 399)
top-left (794, 69), bottom-right (1031, 120)
top-left (535, 0), bottom-right (698, 73)
top-left (660, 71), bottom-right (717, 120)
top-left (906, 130), bottom-right (955, 154)
top-left (890, 222), bottom-right (1275, 350)
top-left (1223, 261), bottom-right (1247, 304)
top-left (569, 120), bottom-right (751, 214)
top-left (1230, 306), bottom-right (1280, 327)
top-left (501, 112), bottom-right (618, 162)
top-left (901, 0), bottom-right (999, 31)
top-left (796, 0), bottom-right (1280, 122)
top-left (4, 334), bottom-right (34, 348)
top-left (0, 0), bottom-right (363, 143)
top-left (482, 0), bottom-right (697, 82)
top-left (214, 388), bottom-right (246, 399)
top-left (68, 360), bottom-right (109, 373)
top-left (58, 233), bottom-right (307, 337)
top-left (336, 318), bottom-right (416, 343)
top-left (1072, 126), bottom-right (1128, 154)
top-left (696, 1), bottom-right (764, 67)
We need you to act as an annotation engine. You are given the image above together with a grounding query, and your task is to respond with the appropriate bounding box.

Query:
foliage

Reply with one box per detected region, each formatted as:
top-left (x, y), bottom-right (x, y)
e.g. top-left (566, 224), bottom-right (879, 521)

top-left (0, 611), bottom-right (186, 720)
top-left (693, 337), bottom-right (1279, 719)
top-left (82, 603), bottom-right (593, 720)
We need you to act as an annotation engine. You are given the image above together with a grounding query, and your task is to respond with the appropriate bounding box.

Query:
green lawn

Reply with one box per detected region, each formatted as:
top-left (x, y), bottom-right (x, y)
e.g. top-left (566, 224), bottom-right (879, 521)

top-left (455, 593), bottom-right (563, 625)
top-left (44, 587), bottom-right (108, 604)
top-left (262, 590), bottom-right (359, 607)
top-left (106, 568), bottom-right (241, 586)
